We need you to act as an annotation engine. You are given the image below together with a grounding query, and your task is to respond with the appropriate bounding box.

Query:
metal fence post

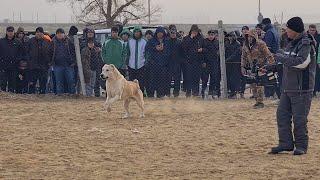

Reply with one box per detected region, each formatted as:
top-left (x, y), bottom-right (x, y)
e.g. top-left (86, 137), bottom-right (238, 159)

top-left (74, 35), bottom-right (86, 96)
top-left (218, 20), bottom-right (228, 99)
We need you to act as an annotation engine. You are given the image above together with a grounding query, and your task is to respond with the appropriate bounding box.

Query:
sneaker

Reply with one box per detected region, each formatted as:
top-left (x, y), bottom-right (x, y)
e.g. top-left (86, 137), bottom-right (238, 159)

top-left (253, 102), bottom-right (264, 109)
top-left (268, 146), bottom-right (294, 154)
top-left (293, 149), bottom-right (307, 156)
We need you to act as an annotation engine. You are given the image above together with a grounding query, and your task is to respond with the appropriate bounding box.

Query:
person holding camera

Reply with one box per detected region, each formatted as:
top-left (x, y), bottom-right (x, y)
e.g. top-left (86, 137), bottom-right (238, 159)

top-left (241, 29), bottom-right (275, 108)
top-left (269, 17), bottom-right (316, 155)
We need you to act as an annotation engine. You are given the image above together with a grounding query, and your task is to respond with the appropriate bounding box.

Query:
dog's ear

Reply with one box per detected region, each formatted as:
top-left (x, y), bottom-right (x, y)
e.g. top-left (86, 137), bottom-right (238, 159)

top-left (110, 64), bottom-right (116, 71)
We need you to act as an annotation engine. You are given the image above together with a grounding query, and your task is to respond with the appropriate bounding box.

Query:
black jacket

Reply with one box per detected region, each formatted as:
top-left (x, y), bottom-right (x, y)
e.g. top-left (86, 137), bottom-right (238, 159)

top-left (27, 37), bottom-right (51, 70)
top-left (202, 38), bottom-right (219, 63)
top-left (275, 32), bottom-right (316, 93)
top-left (0, 36), bottom-right (24, 70)
top-left (168, 37), bottom-right (183, 64)
top-left (225, 40), bottom-right (241, 63)
top-left (181, 34), bottom-right (204, 64)
top-left (49, 37), bottom-right (76, 67)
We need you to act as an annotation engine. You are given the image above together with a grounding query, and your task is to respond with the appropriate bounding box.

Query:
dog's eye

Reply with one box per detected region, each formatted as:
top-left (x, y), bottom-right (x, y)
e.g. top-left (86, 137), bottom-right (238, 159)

top-left (106, 69), bottom-right (109, 71)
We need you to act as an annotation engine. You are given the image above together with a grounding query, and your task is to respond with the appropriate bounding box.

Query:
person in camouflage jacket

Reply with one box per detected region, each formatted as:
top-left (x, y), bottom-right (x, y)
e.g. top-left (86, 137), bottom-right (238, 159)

top-left (241, 29), bottom-right (275, 108)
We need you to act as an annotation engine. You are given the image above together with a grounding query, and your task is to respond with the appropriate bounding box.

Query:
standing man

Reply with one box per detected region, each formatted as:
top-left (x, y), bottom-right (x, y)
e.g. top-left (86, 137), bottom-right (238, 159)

top-left (49, 28), bottom-right (76, 95)
top-left (270, 17), bottom-right (316, 155)
top-left (0, 26), bottom-right (23, 93)
top-left (146, 26), bottom-right (170, 98)
top-left (308, 24), bottom-right (320, 96)
top-left (182, 24), bottom-right (204, 98)
top-left (241, 29), bottom-right (275, 108)
top-left (261, 18), bottom-right (280, 99)
top-left (202, 30), bottom-right (220, 98)
top-left (127, 26), bottom-right (147, 94)
top-left (102, 27), bottom-right (126, 76)
top-left (225, 32), bottom-right (242, 99)
top-left (167, 26), bottom-right (183, 97)
top-left (27, 27), bottom-right (51, 94)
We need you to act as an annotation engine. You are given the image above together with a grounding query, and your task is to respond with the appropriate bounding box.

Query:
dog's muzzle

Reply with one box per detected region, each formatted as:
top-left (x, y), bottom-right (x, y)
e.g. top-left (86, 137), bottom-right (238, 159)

top-left (100, 74), bottom-right (107, 80)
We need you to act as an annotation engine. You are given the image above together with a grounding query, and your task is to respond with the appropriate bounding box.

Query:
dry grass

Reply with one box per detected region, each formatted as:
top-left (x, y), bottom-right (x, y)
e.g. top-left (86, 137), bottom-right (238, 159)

top-left (1, 92), bottom-right (320, 179)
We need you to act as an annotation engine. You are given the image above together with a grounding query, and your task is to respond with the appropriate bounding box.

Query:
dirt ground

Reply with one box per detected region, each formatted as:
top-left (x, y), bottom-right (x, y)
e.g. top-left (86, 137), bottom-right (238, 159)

top-left (0, 92), bottom-right (320, 180)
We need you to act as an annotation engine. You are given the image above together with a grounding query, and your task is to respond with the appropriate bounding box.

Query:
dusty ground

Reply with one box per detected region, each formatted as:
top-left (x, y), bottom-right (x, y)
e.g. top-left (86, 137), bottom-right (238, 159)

top-left (0, 92), bottom-right (320, 180)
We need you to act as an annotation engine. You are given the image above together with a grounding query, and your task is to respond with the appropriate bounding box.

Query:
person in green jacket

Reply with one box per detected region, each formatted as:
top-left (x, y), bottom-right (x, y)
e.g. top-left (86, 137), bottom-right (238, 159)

top-left (102, 26), bottom-right (127, 76)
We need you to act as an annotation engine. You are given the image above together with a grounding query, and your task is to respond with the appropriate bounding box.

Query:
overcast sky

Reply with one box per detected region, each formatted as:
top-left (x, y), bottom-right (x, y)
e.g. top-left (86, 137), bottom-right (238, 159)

top-left (1, 0), bottom-right (320, 24)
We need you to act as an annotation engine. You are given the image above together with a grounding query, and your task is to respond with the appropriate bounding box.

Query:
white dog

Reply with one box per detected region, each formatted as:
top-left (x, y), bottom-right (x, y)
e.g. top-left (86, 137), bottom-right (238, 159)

top-left (100, 64), bottom-right (145, 118)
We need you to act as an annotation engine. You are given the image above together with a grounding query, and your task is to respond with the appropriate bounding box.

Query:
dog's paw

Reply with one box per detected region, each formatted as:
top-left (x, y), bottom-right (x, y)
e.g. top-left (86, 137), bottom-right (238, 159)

top-left (122, 114), bottom-right (130, 119)
top-left (107, 107), bottom-right (112, 112)
top-left (140, 113), bottom-right (145, 118)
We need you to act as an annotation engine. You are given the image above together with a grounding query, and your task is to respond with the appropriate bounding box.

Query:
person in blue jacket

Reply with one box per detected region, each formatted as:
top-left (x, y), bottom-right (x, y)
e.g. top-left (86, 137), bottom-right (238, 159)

top-left (146, 26), bottom-right (171, 98)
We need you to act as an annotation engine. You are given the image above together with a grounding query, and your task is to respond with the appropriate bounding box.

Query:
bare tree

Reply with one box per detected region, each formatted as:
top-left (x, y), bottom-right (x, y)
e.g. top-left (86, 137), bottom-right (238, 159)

top-left (48, 0), bottom-right (161, 27)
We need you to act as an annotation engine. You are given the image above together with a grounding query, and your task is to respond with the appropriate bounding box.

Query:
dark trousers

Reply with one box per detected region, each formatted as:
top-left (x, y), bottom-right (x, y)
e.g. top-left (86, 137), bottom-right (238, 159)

top-left (0, 69), bottom-right (16, 93)
top-left (168, 63), bottom-right (182, 97)
top-left (16, 70), bottom-right (29, 94)
top-left (128, 67), bottom-right (145, 93)
top-left (226, 63), bottom-right (241, 96)
top-left (276, 92), bottom-right (312, 151)
top-left (150, 65), bottom-right (169, 98)
top-left (240, 75), bottom-right (246, 94)
top-left (201, 62), bottom-right (221, 96)
top-left (184, 62), bottom-right (201, 97)
top-left (144, 65), bottom-right (154, 98)
top-left (28, 69), bottom-right (48, 94)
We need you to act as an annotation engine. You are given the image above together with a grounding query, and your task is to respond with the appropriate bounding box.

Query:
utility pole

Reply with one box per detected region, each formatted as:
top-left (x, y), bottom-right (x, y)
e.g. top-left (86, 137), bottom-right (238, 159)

top-left (37, 12), bottom-right (39, 24)
top-left (12, 12), bottom-right (15, 23)
top-left (218, 20), bottom-right (228, 99)
top-left (148, 0), bottom-right (151, 24)
top-left (258, 0), bottom-right (263, 23)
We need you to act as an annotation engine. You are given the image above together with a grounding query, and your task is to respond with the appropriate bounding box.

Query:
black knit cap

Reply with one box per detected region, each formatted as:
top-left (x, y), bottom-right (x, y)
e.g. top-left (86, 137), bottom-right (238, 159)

top-left (36, 27), bottom-right (44, 33)
top-left (286, 17), bottom-right (305, 33)
top-left (56, 28), bottom-right (65, 34)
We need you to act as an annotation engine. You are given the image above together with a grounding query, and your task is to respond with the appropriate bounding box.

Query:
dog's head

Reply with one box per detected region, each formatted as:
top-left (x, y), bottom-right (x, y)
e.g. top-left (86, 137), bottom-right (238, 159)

top-left (100, 64), bottom-right (121, 80)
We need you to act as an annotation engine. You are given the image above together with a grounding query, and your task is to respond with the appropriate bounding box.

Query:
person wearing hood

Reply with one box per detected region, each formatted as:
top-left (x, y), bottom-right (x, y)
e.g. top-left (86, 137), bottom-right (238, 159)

top-left (102, 26), bottom-right (127, 76)
top-left (181, 24), bottom-right (205, 97)
top-left (270, 17), bottom-right (316, 156)
top-left (225, 31), bottom-right (242, 99)
top-left (27, 27), bottom-right (51, 94)
top-left (16, 27), bottom-right (29, 51)
top-left (68, 26), bottom-right (79, 45)
top-left (144, 29), bottom-right (154, 97)
top-left (49, 28), bottom-right (76, 95)
top-left (167, 26), bottom-right (183, 97)
top-left (0, 26), bottom-right (24, 92)
top-left (146, 26), bottom-right (170, 98)
top-left (308, 24), bottom-right (320, 96)
top-left (261, 18), bottom-right (281, 99)
top-left (241, 29), bottom-right (275, 108)
top-left (201, 30), bottom-right (220, 98)
top-left (127, 26), bottom-right (148, 94)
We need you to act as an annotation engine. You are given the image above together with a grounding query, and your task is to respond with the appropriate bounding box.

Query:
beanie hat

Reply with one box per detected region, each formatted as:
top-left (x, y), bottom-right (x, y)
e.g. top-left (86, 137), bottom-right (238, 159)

top-left (36, 27), bottom-right (44, 33)
top-left (56, 28), bottom-right (65, 34)
top-left (190, 24), bottom-right (200, 32)
top-left (286, 17), bottom-right (305, 33)
top-left (68, 26), bottom-right (78, 36)
top-left (261, 18), bottom-right (272, 25)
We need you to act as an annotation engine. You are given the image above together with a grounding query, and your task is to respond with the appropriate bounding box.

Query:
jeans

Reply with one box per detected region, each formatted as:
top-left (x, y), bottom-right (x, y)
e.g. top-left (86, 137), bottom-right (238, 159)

top-left (54, 66), bottom-right (76, 94)
top-left (85, 71), bottom-right (96, 96)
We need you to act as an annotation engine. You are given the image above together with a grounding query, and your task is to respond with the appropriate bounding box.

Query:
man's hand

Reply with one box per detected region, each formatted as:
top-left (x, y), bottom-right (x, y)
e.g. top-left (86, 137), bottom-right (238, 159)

top-left (274, 53), bottom-right (285, 63)
top-left (156, 45), bottom-right (163, 51)
top-left (241, 67), bottom-right (246, 76)
top-left (202, 63), bottom-right (206, 68)
top-left (198, 48), bottom-right (203, 53)
top-left (18, 74), bottom-right (23, 80)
